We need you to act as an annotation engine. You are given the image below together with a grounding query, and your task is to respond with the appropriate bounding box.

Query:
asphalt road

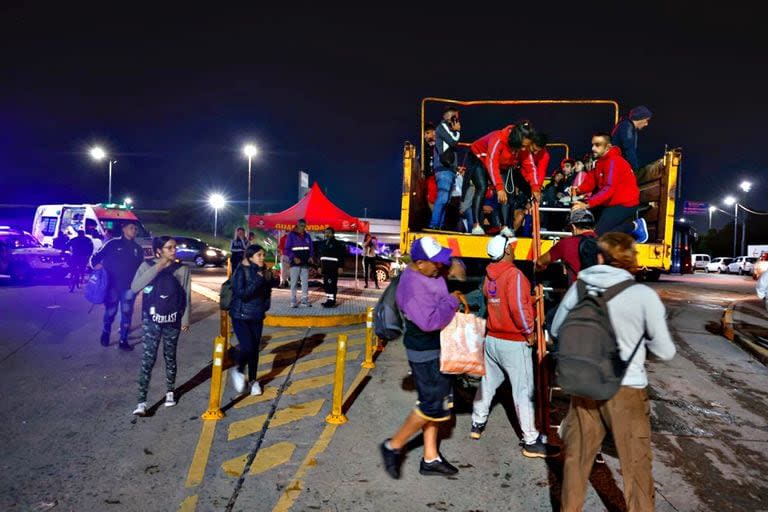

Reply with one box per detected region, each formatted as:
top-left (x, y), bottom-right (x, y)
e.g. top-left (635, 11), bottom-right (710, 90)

top-left (0, 270), bottom-right (765, 511)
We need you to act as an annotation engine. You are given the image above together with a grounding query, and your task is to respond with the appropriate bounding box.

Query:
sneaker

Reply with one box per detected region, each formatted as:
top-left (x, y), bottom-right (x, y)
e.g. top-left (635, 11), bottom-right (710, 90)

top-left (631, 218), bottom-right (649, 243)
top-left (132, 402), bottom-right (147, 416)
top-left (419, 457), bottom-right (459, 476)
top-left (164, 391), bottom-right (176, 407)
top-left (250, 381), bottom-right (263, 396)
top-left (469, 421), bottom-right (486, 440)
top-left (230, 369), bottom-right (246, 394)
top-left (594, 453), bottom-right (606, 464)
top-left (522, 439), bottom-right (561, 459)
top-left (299, 301), bottom-right (312, 308)
top-left (290, 302), bottom-right (298, 308)
top-left (100, 332), bottom-right (110, 347)
top-left (118, 341), bottom-right (133, 351)
top-left (500, 226), bottom-right (515, 238)
top-left (471, 225), bottom-right (486, 235)
top-left (379, 440), bottom-right (402, 479)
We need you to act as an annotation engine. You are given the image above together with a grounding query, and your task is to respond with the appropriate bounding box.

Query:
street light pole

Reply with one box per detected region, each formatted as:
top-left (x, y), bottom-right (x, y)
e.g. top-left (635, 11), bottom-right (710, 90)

top-left (214, 207), bottom-right (219, 238)
top-left (733, 202), bottom-right (739, 258)
top-left (209, 193), bottom-right (226, 239)
top-left (738, 181), bottom-right (752, 256)
top-left (243, 144), bottom-right (258, 218)
top-left (708, 206), bottom-right (715, 231)
top-left (108, 160), bottom-right (113, 204)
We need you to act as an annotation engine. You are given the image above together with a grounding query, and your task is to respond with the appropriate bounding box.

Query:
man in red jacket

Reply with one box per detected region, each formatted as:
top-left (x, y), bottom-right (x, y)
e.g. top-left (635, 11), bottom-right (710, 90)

top-left (465, 122), bottom-right (537, 236)
top-left (571, 132), bottom-right (648, 242)
top-left (469, 234), bottom-right (559, 458)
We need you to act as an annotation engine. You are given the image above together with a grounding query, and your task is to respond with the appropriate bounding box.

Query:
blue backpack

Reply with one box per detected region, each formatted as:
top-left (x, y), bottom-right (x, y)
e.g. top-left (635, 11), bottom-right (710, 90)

top-left (84, 267), bottom-right (109, 304)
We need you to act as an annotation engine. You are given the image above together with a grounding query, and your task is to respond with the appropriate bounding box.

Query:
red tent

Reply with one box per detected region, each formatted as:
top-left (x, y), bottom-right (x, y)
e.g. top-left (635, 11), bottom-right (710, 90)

top-left (248, 182), bottom-right (370, 233)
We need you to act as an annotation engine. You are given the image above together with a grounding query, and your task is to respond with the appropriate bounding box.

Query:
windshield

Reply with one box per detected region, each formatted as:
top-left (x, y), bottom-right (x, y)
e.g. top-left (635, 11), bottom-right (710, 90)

top-left (99, 219), bottom-right (151, 238)
top-left (0, 234), bottom-right (41, 249)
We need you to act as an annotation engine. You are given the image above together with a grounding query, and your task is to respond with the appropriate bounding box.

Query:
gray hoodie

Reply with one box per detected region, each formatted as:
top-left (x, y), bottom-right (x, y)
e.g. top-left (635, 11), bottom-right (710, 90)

top-left (550, 265), bottom-right (675, 389)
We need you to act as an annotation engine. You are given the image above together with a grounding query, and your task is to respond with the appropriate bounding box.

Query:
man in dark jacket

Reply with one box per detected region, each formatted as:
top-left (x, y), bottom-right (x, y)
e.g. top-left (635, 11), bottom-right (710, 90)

top-left (284, 218), bottom-right (314, 307)
top-left (319, 227), bottom-right (345, 308)
top-left (611, 105), bottom-right (652, 173)
top-left (428, 108), bottom-right (461, 230)
top-left (67, 230), bottom-right (94, 291)
top-left (91, 221), bottom-right (145, 350)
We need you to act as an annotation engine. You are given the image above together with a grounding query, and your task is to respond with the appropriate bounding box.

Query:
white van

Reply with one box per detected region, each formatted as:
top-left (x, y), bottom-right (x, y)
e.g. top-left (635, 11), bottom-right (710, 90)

top-left (32, 204), bottom-right (153, 258)
top-left (691, 254), bottom-right (710, 271)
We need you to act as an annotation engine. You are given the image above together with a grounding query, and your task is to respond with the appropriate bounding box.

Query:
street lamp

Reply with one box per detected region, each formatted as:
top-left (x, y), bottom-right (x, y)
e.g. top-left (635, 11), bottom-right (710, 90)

top-left (124, 197), bottom-right (133, 206)
top-left (738, 181), bottom-right (753, 255)
top-left (708, 205), bottom-right (717, 230)
top-left (724, 196), bottom-right (738, 257)
top-left (90, 146), bottom-right (117, 204)
top-left (209, 193), bottom-right (226, 238)
top-left (740, 180), bottom-right (752, 193)
top-left (243, 143), bottom-right (259, 217)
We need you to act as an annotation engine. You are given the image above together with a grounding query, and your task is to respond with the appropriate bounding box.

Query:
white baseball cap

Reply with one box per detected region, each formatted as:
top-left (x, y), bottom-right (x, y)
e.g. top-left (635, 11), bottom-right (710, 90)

top-left (487, 234), bottom-right (517, 261)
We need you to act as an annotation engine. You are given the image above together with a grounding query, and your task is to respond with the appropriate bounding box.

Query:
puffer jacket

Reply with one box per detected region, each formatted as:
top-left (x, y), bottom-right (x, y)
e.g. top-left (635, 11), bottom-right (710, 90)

top-left (229, 264), bottom-right (272, 321)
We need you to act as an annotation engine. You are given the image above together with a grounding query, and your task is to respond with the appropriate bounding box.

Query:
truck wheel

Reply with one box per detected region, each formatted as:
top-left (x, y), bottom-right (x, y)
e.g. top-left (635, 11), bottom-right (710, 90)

top-left (194, 256), bottom-right (206, 267)
top-left (9, 263), bottom-right (31, 284)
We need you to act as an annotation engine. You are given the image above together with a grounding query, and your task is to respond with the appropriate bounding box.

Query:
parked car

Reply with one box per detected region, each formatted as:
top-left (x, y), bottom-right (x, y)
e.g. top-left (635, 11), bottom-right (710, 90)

top-left (753, 252), bottom-right (768, 280)
top-left (727, 256), bottom-right (757, 275)
top-left (310, 239), bottom-right (393, 284)
top-left (691, 254), bottom-right (710, 271)
top-left (706, 257), bottom-right (733, 273)
top-left (173, 236), bottom-right (227, 267)
top-left (0, 226), bottom-right (69, 283)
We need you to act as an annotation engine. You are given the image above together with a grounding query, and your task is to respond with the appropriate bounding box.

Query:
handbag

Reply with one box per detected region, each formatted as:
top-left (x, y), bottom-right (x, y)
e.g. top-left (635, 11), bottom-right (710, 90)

top-left (440, 306), bottom-right (486, 377)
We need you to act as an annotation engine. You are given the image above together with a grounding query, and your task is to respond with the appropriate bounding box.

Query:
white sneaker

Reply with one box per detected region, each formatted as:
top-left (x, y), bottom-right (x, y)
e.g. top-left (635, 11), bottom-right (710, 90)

top-left (164, 391), bottom-right (176, 407)
top-left (471, 225), bottom-right (486, 235)
top-left (133, 402), bottom-right (147, 416)
top-left (500, 226), bottom-right (515, 237)
top-left (230, 369), bottom-right (246, 393)
top-left (250, 381), bottom-right (263, 396)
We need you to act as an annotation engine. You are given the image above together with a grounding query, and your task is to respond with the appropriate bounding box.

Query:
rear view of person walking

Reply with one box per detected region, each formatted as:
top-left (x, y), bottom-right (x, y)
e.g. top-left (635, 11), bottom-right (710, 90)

top-left (67, 230), bottom-right (94, 292)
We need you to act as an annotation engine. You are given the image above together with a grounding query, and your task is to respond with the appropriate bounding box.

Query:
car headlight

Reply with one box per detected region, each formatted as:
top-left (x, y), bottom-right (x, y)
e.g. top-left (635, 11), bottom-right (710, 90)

top-left (206, 250), bottom-right (218, 257)
top-left (221, 250), bottom-right (227, 256)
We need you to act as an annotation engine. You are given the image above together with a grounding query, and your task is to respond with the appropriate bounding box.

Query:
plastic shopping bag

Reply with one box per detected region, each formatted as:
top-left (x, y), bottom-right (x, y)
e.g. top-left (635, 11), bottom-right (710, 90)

top-left (440, 312), bottom-right (486, 377)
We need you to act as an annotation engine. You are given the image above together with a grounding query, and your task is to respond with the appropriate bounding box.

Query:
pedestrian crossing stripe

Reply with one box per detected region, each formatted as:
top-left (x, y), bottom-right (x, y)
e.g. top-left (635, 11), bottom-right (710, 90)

top-left (254, 350), bottom-right (360, 381)
top-left (228, 399), bottom-right (326, 441)
top-left (221, 442), bottom-right (296, 477)
top-left (234, 374), bottom-right (335, 409)
top-left (177, 494), bottom-right (198, 512)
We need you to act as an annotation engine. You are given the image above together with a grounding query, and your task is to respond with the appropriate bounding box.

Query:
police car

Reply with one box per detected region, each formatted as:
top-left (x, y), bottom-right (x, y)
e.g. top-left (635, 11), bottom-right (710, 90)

top-left (0, 226), bottom-right (69, 283)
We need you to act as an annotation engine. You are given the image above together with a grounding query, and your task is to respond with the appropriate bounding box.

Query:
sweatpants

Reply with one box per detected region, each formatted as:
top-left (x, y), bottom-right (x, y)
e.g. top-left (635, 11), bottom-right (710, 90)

top-left (289, 266), bottom-right (310, 304)
top-left (471, 335), bottom-right (540, 444)
top-left (560, 387), bottom-right (654, 512)
top-left (137, 314), bottom-right (180, 402)
top-left (231, 318), bottom-right (264, 382)
top-left (321, 262), bottom-right (339, 302)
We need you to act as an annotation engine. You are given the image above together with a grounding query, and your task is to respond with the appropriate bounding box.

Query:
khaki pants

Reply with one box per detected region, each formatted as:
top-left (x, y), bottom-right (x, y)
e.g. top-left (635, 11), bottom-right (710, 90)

top-left (561, 387), bottom-right (654, 512)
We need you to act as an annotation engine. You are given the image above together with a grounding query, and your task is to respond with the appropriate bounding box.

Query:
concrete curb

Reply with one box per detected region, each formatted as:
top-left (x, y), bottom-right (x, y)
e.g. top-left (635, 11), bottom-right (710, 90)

top-left (721, 303), bottom-right (768, 365)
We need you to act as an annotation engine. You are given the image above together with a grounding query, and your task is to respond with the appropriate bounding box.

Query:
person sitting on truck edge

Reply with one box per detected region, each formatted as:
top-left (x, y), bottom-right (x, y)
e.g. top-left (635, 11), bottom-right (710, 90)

top-left (465, 121), bottom-right (537, 236)
top-left (91, 220), bottom-right (145, 351)
top-left (469, 234), bottom-right (560, 458)
top-left (428, 108), bottom-right (462, 230)
top-left (550, 232), bottom-right (675, 511)
top-left (285, 219), bottom-right (314, 307)
top-left (611, 105), bottom-right (652, 174)
top-left (380, 236), bottom-right (464, 479)
top-left (423, 122), bottom-right (438, 210)
top-left (570, 132), bottom-right (649, 242)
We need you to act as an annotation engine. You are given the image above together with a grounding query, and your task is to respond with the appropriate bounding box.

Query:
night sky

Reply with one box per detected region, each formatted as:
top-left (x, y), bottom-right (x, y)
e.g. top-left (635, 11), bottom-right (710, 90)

top-left (2, 4), bottom-right (766, 233)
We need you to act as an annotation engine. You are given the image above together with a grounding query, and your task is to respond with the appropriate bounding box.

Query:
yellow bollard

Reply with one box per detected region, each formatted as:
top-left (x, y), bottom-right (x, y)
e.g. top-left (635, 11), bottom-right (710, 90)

top-left (201, 335), bottom-right (227, 420)
top-left (325, 334), bottom-right (349, 425)
top-left (362, 307), bottom-right (375, 369)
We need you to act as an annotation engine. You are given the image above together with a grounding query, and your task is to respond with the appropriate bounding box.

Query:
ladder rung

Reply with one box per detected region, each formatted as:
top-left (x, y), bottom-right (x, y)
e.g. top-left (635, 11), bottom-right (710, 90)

top-left (538, 207), bottom-right (572, 212)
top-left (541, 230), bottom-right (572, 237)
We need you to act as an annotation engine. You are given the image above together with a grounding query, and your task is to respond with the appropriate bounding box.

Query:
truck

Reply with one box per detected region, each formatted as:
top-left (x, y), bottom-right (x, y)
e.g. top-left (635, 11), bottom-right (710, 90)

top-left (32, 203), bottom-right (154, 258)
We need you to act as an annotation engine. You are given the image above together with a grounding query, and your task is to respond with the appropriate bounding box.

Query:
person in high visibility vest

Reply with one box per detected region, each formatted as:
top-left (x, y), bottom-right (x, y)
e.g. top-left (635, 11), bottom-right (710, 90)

top-left (319, 227), bottom-right (345, 308)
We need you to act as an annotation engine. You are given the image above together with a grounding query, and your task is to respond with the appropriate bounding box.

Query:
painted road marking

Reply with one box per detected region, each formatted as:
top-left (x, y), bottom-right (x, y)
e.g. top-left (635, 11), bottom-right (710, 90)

top-left (265, 327), bottom-right (366, 350)
top-left (185, 420), bottom-right (217, 488)
top-left (177, 494), bottom-right (198, 512)
top-left (228, 399), bottom-right (326, 441)
top-left (255, 350), bottom-right (360, 381)
top-left (258, 337), bottom-right (365, 366)
top-left (235, 374), bottom-right (335, 409)
top-left (221, 442), bottom-right (296, 477)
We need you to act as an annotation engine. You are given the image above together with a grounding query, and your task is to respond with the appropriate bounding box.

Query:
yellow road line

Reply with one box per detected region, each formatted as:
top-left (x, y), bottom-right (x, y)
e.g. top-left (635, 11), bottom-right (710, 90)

top-left (177, 494), bottom-right (198, 512)
top-left (259, 337), bottom-right (365, 365)
top-left (255, 350), bottom-right (360, 380)
top-left (228, 399), bottom-right (325, 441)
top-left (272, 366), bottom-right (372, 512)
top-left (185, 420), bottom-right (216, 488)
top-left (235, 374), bottom-right (335, 409)
top-left (266, 328), bottom-right (366, 349)
top-left (221, 442), bottom-right (296, 477)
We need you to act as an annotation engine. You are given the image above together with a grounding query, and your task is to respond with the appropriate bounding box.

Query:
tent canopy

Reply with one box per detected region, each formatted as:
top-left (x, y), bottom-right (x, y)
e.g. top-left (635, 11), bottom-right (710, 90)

top-left (248, 182), bottom-right (370, 233)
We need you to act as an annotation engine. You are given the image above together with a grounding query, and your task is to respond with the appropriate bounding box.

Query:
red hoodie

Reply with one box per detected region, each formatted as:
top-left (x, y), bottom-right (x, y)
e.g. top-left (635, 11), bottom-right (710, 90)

top-left (470, 125), bottom-right (537, 192)
top-left (483, 260), bottom-right (534, 342)
top-left (574, 146), bottom-right (639, 208)
top-left (521, 147), bottom-right (549, 190)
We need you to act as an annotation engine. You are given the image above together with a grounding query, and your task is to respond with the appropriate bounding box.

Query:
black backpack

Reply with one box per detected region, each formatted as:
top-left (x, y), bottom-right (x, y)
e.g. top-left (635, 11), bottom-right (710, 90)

top-left (577, 235), bottom-right (599, 270)
top-left (143, 262), bottom-right (186, 324)
top-left (555, 279), bottom-right (643, 400)
top-left (373, 273), bottom-right (404, 341)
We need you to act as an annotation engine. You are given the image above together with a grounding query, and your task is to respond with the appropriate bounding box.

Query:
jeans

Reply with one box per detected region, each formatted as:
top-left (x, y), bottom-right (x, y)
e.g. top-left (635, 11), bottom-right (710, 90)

top-left (104, 288), bottom-right (136, 342)
top-left (137, 314), bottom-right (180, 402)
top-left (231, 318), bottom-right (264, 382)
top-left (428, 169), bottom-right (455, 229)
top-left (289, 265), bottom-right (309, 305)
top-left (471, 336), bottom-right (540, 444)
top-left (596, 205), bottom-right (637, 235)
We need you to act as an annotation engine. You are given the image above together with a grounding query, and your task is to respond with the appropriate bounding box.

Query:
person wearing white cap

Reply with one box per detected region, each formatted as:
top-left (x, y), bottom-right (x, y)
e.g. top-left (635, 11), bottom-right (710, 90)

top-left (469, 234), bottom-right (559, 458)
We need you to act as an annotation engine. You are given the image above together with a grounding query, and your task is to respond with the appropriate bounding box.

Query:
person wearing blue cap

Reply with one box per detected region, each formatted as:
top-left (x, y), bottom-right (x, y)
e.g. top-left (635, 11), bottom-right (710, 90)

top-left (611, 105), bottom-right (652, 173)
top-left (380, 236), bottom-right (465, 479)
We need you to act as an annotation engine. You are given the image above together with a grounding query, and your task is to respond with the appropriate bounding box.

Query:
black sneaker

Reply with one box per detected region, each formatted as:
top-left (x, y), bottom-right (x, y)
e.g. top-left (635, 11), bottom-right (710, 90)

top-left (100, 332), bottom-right (110, 347)
top-left (522, 439), bottom-right (561, 459)
top-left (469, 421), bottom-right (486, 440)
top-left (380, 440), bottom-right (401, 479)
top-left (594, 453), bottom-right (606, 464)
top-left (118, 341), bottom-right (134, 352)
top-left (419, 457), bottom-right (459, 476)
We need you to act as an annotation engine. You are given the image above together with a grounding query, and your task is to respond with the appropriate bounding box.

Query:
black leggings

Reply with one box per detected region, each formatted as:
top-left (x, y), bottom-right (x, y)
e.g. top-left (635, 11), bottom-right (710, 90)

top-left (595, 205), bottom-right (637, 235)
top-left (466, 153), bottom-right (488, 227)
